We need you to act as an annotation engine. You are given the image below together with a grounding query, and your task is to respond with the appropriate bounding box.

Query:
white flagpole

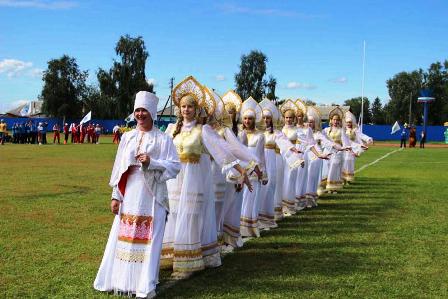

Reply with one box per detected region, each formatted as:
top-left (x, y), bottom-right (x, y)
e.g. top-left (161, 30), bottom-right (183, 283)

top-left (360, 41), bottom-right (366, 132)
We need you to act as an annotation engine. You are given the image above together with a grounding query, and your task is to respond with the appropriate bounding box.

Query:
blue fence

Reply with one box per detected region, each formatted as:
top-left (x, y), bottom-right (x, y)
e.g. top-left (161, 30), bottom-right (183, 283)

top-left (1, 117), bottom-right (446, 141)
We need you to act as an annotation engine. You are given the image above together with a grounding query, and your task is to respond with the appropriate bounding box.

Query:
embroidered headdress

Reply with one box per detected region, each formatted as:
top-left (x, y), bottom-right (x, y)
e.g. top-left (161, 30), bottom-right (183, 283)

top-left (172, 75), bottom-right (206, 108)
top-left (240, 96), bottom-right (262, 123)
top-left (260, 98), bottom-right (281, 124)
top-left (222, 90), bottom-right (243, 113)
top-left (306, 105), bottom-right (322, 130)
top-left (280, 99), bottom-right (299, 116)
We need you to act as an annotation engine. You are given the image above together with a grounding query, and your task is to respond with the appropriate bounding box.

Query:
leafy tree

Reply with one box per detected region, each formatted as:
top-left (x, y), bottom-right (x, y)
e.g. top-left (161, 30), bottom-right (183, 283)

top-left (82, 85), bottom-right (117, 119)
top-left (98, 35), bottom-right (153, 118)
top-left (304, 99), bottom-right (317, 106)
top-left (343, 97), bottom-right (372, 124)
top-left (385, 70), bottom-right (423, 125)
top-left (40, 55), bottom-right (88, 119)
top-left (235, 50), bottom-right (267, 101)
top-left (422, 61), bottom-right (448, 124)
top-left (370, 97), bottom-right (385, 124)
top-left (263, 75), bottom-right (278, 102)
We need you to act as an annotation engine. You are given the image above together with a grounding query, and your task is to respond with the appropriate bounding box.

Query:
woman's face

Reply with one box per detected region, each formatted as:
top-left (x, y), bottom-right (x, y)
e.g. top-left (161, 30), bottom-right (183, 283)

top-left (263, 115), bottom-right (273, 127)
top-left (331, 116), bottom-right (341, 127)
top-left (243, 116), bottom-right (255, 129)
top-left (296, 112), bottom-right (304, 125)
top-left (284, 110), bottom-right (295, 126)
top-left (307, 118), bottom-right (315, 129)
top-left (346, 120), bottom-right (353, 128)
top-left (180, 98), bottom-right (196, 121)
top-left (134, 108), bottom-right (152, 129)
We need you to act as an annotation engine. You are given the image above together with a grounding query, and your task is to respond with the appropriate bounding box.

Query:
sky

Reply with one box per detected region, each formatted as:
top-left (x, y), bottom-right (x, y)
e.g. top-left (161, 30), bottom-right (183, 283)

top-left (1, 0), bottom-right (447, 113)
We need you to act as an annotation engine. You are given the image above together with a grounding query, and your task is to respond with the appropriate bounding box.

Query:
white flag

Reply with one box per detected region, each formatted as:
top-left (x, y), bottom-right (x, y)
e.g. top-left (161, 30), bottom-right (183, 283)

top-left (125, 113), bottom-right (134, 122)
top-left (391, 121), bottom-right (400, 134)
top-left (80, 111), bottom-right (92, 124)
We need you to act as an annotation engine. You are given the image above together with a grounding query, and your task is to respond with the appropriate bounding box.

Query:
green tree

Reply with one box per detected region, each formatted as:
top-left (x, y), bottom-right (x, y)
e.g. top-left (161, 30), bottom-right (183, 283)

top-left (82, 85), bottom-right (117, 119)
top-left (343, 97), bottom-right (372, 124)
top-left (40, 55), bottom-right (88, 119)
top-left (235, 50), bottom-right (267, 101)
top-left (386, 70), bottom-right (423, 125)
top-left (304, 99), bottom-right (317, 106)
top-left (98, 35), bottom-right (153, 118)
top-left (370, 97), bottom-right (385, 124)
top-left (263, 75), bottom-right (278, 103)
top-left (423, 61), bottom-right (448, 125)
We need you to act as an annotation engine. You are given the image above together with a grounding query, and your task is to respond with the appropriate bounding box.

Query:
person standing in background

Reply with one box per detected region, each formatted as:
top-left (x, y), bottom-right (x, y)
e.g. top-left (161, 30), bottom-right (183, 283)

top-left (95, 124), bottom-right (101, 144)
top-left (0, 119), bottom-right (6, 145)
top-left (63, 123), bottom-right (69, 144)
top-left (400, 124), bottom-right (408, 148)
top-left (420, 130), bottom-right (426, 148)
top-left (53, 123), bottom-right (61, 144)
top-left (409, 126), bottom-right (417, 148)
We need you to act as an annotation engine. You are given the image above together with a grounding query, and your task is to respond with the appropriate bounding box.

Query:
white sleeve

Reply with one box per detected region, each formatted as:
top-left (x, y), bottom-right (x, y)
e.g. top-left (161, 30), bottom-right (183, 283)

top-left (146, 133), bottom-right (181, 182)
top-left (223, 127), bottom-right (259, 164)
top-left (274, 130), bottom-right (295, 154)
top-left (255, 133), bottom-right (267, 180)
top-left (202, 125), bottom-right (239, 173)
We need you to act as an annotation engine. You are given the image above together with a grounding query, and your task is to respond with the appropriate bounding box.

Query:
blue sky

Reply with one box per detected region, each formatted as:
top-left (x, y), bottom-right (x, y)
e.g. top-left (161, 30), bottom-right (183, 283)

top-left (1, 0), bottom-right (447, 113)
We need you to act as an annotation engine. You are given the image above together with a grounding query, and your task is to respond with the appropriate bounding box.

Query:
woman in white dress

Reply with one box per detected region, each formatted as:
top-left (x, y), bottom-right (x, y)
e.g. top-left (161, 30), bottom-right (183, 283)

top-left (239, 97), bottom-right (267, 238)
top-left (304, 106), bottom-right (333, 206)
top-left (258, 98), bottom-right (302, 229)
top-left (94, 91), bottom-right (181, 298)
top-left (342, 111), bottom-right (370, 183)
top-left (322, 107), bottom-right (350, 192)
top-left (280, 100), bottom-right (303, 215)
top-left (160, 76), bottom-right (242, 279)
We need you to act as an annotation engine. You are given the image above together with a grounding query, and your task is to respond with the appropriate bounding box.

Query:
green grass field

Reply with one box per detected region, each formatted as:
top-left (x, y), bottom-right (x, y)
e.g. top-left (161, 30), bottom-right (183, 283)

top-left (1, 139), bottom-right (447, 298)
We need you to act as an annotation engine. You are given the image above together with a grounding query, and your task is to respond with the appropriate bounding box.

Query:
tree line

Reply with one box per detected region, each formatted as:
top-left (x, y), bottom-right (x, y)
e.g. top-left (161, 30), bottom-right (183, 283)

top-left (40, 35), bottom-right (448, 125)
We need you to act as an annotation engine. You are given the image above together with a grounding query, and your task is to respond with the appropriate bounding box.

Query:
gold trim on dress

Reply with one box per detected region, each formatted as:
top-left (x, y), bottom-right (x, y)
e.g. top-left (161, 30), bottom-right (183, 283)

top-left (178, 153), bottom-right (201, 163)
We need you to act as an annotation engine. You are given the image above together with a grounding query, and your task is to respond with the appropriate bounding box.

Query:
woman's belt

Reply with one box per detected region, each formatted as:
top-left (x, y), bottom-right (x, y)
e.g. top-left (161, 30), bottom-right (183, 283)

top-left (179, 153), bottom-right (201, 163)
top-left (265, 143), bottom-right (276, 150)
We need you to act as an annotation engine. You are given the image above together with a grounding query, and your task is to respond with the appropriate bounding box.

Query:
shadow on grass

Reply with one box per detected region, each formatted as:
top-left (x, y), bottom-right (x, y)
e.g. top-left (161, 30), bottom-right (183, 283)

top-left (156, 177), bottom-right (406, 298)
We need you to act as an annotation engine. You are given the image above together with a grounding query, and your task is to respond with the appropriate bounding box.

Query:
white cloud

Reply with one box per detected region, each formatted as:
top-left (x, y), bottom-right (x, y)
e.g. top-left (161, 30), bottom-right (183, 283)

top-left (0, 0), bottom-right (77, 9)
top-left (215, 75), bottom-right (226, 81)
top-left (218, 3), bottom-right (320, 18)
top-left (0, 59), bottom-right (42, 78)
top-left (147, 78), bottom-right (158, 87)
top-left (329, 76), bottom-right (348, 84)
top-left (286, 81), bottom-right (316, 90)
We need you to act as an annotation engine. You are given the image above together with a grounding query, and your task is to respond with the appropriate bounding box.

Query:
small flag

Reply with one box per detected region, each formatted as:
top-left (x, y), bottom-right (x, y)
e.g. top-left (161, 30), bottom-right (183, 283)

top-left (125, 113), bottom-right (134, 123)
top-left (20, 102), bottom-right (31, 117)
top-left (80, 111), bottom-right (92, 124)
top-left (391, 121), bottom-right (400, 134)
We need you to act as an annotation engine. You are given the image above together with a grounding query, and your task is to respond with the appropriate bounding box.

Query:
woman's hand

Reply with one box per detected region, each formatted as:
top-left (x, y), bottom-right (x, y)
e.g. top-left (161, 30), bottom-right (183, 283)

top-left (261, 179), bottom-right (268, 185)
top-left (111, 199), bottom-right (120, 215)
top-left (290, 147), bottom-right (300, 154)
top-left (136, 153), bottom-right (150, 166)
top-left (235, 183), bottom-right (243, 192)
top-left (319, 153), bottom-right (330, 160)
top-left (242, 173), bottom-right (253, 192)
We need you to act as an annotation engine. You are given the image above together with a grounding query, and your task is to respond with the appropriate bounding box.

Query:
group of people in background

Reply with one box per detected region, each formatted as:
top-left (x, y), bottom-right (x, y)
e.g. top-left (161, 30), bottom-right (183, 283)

top-left (400, 124), bottom-right (426, 148)
top-left (93, 76), bottom-right (373, 298)
top-left (0, 119), bottom-right (104, 145)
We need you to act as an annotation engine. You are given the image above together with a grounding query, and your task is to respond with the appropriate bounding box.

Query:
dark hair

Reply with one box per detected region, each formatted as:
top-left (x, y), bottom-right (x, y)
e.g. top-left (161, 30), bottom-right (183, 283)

top-left (265, 117), bottom-right (274, 133)
top-left (232, 114), bottom-right (239, 136)
top-left (172, 115), bottom-right (184, 138)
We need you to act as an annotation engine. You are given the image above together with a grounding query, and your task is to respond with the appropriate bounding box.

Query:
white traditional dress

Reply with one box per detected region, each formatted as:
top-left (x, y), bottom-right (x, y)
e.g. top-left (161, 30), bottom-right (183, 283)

top-left (94, 128), bottom-right (180, 297)
top-left (282, 124), bottom-right (300, 214)
top-left (322, 126), bottom-right (348, 191)
top-left (161, 120), bottom-right (238, 275)
top-left (295, 125), bottom-right (313, 210)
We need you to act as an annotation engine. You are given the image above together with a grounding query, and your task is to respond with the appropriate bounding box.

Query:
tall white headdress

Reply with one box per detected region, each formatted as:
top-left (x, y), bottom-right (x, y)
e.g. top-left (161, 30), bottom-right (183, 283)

top-left (240, 96), bottom-right (262, 123)
top-left (134, 91), bottom-right (159, 121)
top-left (222, 90), bottom-right (243, 113)
top-left (203, 86), bottom-right (218, 117)
top-left (306, 105), bottom-right (322, 130)
top-left (280, 99), bottom-right (299, 116)
top-left (295, 98), bottom-right (307, 115)
top-left (345, 110), bottom-right (357, 127)
top-left (260, 98), bottom-right (281, 124)
top-left (172, 75), bottom-right (206, 108)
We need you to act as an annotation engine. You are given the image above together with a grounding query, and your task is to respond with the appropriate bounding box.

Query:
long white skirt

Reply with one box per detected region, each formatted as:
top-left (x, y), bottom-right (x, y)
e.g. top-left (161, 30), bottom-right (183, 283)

top-left (223, 186), bottom-right (243, 247)
top-left (212, 160), bottom-right (227, 241)
top-left (342, 151), bottom-right (355, 183)
top-left (161, 154), bottom-right (220, 275)
top-left (326, 151), bottom-right (344, 191)
top-left (94, 167), bottom-right (166, 298)
top-left (282, 158), bottom-right (298, 214)
top-left (274, 153), bottom-right (284, 221)
top-left (305, 151), bottom-right (323, 203)
top-left (295, 152), bottom-right (308, 210)
top-left (240, 179), bottom-right (261, 237)
top-left (258, 148), bottom-right (277, 228)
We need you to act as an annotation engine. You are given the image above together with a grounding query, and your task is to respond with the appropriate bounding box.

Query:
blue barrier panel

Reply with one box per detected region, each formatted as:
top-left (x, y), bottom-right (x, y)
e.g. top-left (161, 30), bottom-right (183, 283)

top-left (362, 125), bottom-right (445, 142)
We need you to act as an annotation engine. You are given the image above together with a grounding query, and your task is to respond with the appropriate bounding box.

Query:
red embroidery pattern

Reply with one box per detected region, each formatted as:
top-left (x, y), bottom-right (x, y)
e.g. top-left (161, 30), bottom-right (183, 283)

top-left (118, 214), bottom-right (153, 244)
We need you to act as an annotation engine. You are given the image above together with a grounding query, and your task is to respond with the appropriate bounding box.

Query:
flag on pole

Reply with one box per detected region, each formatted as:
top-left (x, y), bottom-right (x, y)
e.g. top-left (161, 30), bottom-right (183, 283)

top-left (125, 113), bottom-right (134, 123)
top-left (391, 121), bottom-right (400, 134)
top-left (80, 111), bottom-right (92, 124)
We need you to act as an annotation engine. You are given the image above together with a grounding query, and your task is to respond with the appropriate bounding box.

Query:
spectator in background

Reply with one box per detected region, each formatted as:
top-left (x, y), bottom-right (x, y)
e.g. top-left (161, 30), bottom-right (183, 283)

top-left (409, 126), bottom-right (416, 148)
top-left (37, 122), bottom-right (43, 145)
top-left (63, 123), bottom-right (69, 144)
top-left (42, 122), bottom-right (48, 144)
top-left (420, 130), bottom-right (426, 148)
top-left (69, 123), bottom-right (75, 143)
top-left (400, 124), bottom-right (408, 148)
top-left (94, 124), bottom-right (101, 144)
top-left (25, 121), bottom-right (31, 143)
top-left (53, 123), bottom-right (61, 144)
top-left (0, 119), bottom-right (6, 145)
top-left (30, 121), bottom-right (37, 144)
top-left (112, 123), bottom-right (120, 144)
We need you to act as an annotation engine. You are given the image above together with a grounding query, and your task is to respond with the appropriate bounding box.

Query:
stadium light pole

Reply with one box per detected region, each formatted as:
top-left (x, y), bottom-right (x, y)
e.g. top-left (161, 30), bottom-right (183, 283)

top-left (360, 41), bottom-right (366, 132)
top-left (417, 90), bottom-right (434, 140)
